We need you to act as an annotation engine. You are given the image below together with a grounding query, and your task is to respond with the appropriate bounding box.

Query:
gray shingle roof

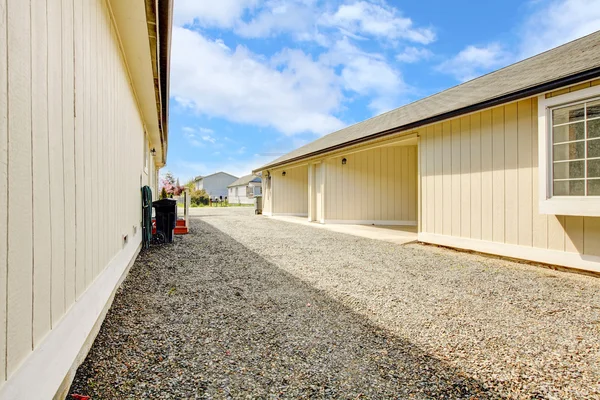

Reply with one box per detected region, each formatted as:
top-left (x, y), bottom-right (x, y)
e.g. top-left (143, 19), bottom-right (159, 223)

top-left (255, 30), bottom-right (600, 172)
top-left (228, 174), bottom-right (261, 188)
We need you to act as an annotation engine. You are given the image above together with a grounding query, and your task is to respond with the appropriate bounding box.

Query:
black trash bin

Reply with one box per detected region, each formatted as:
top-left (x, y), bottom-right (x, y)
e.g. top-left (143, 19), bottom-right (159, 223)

top-left (152, 199), bottom-right (177, 243)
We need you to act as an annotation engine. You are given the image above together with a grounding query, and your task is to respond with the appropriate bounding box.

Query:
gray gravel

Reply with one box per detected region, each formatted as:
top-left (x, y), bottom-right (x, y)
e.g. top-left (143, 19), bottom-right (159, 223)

top-left (69, 207), bottom-right (600, 399)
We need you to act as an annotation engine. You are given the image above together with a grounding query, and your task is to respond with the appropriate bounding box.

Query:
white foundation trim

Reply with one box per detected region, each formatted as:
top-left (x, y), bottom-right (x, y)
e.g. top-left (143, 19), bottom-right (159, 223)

top-left (325, 220), bottom-right (417, 226)
top-left (418, 232), bottom-right (600, 274)
top-left (0, 231), bottom-right (142, 399)
top-left (263, 211), bottom-right (273, 217)
top-left (272, 213), bottom-right (309, 217)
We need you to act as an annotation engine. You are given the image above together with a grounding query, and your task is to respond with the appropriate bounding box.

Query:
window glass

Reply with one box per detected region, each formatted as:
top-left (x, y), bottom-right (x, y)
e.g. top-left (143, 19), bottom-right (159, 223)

top-left (552, 104), bottom-right (585, 125)
top-left (551, 97), bottom-right (600, 196)
top-left (553, 123), bottom-right (584, 143)
top-left (553, 180), bottom-right (585, 196)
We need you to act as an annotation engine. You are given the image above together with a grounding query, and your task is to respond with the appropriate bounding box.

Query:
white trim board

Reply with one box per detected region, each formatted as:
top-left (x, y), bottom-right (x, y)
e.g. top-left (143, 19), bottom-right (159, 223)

top-left (418, 233), bottom-right (600, 274)
top-left (325, 220), bottom-right (417, 226)
top-left (0, 231), bottom-right (142, 399)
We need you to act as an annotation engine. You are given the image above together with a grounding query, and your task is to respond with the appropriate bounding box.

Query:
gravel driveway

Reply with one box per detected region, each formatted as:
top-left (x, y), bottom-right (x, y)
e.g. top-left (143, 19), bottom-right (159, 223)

top-left (69, 207), bottom-right (600, 399)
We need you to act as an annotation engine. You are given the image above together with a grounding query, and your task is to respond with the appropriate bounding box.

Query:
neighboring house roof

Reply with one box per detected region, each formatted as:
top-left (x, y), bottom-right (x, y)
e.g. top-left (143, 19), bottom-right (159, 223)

top-left (228, 174), bottom-right (261, 188)
top-left (255, 30), bottom-right (600, 172)
top-left (194, 172), bottom-right (238, 182)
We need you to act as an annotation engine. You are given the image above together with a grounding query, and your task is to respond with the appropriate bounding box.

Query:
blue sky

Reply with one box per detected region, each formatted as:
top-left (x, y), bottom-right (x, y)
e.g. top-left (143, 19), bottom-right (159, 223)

top-left (166, 0), bottom-right (600, 182)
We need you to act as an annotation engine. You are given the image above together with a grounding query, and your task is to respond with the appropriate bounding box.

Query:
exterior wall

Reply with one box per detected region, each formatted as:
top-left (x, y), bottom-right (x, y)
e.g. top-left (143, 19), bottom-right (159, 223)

top-left (0, 0), bottom-right (154, 393)
top-left (272, 165), bottom-right (308, 216)
top-left (197, 173), bottom-right (238, 199)
top-left (228, 185), bottom-right (252, 204)
top-left (419, 96), bottom-right (600, 271)
top-left (324, 146), bottom-right (417, 224)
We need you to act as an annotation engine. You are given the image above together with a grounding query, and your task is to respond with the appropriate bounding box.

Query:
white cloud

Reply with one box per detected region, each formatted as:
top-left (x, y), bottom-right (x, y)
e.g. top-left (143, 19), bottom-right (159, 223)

top-left (438, 0), bottom-right (600, 83)
top-left (519, 0), bottom-right (600, 57)
top-left (171, 27), bottom-right (346, 136)
top-left (321, 1), bottom-right (435, 44)
top-left (173, 0), bottom-right (258, 27)
top-left (321, 38), bottom-right (405, 114)
top-left (436, 43), bottom-right (511, 82)
top-left (396, 46), bottom-right (433, 63)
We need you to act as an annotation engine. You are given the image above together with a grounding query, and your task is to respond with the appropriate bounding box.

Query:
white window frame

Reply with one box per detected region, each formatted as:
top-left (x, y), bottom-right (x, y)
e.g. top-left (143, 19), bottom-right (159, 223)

top-left (538, 84), bottom-right (600, 216)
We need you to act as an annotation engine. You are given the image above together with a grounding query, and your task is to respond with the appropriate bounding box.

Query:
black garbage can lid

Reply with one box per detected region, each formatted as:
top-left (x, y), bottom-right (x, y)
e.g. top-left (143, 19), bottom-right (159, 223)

top-left (152, 199), bottom-right (177, 209)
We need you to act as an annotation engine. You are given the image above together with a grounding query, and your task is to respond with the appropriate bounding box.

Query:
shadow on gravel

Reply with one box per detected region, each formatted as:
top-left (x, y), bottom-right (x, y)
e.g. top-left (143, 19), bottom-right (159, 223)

top-left (69, 218), bottom-right (501, 399)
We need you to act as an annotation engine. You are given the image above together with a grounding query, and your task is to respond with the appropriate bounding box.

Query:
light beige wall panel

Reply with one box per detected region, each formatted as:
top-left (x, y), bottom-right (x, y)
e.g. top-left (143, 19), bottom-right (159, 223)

top-left (367, 150), bottom-right (374, 220)
top-left (426, 126), bottom-right (435, 233)
top-left (272, 165), bottom-right (308, 215)
top-left (31, 0), bottom-right (52, 347)
top-left (531, 97), bottom-right (548, 249)
top-left (408, 145), bottom-right (417, 221)
top-left (504, 103), bottom-right (519, 245)
top-left (6, 0), bottom-right (33, 375)
top-left (62, 0), bottom-right (76, 310)
top-left (48, 0), bottom-right (66, 325)
top-left (387, 148), bottom-right (395, 220)
top-left (83, 0), bottom-right (93, 288)
top-left (373, 148), bottom-right (381, 220)
top-left (73, 0), bottom-right (86, 298)
top-left (434, 124), bottom-right (443, 234)
top-left (584, 218), bottom-right (600, 257)
top-left (517, 99), bottom-right (533, 247)
top-left (442, 121), bottom-right (452, 235)
top-left (380, 149), bottom-right (388, 220)
top-left (548, 216), bottom-right (565, 251)
top-left (480, 110), bottom-right (493, 241)
top-left (492, 107), bottom-right (505, 243)
top-left (419, 95), bottom-right (600, 266)
top-left (460, 116), bottom-right (471, 238)
top-left (564, 216), bottom-right (584, 253)
top-left (0, 0), bottom-right (7, 383)
top-left (470, 114), bottom-right (481, 240)
top-left (401, 147), bottom-right (409, 220)
top-left (451, 119), bottom-right (461, 237)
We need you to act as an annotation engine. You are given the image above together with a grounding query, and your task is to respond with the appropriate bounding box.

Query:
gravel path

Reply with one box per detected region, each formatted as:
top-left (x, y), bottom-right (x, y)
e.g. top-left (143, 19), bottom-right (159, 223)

top-left (69, 207), bottom-right (600, 399)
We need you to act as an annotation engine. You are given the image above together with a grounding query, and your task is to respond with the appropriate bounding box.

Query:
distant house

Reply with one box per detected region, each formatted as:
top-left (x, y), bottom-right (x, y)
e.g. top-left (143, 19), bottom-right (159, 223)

top-left (228, 174), bottom-right (262, 204)
top-left (194, 172), bottom-right (238, 199)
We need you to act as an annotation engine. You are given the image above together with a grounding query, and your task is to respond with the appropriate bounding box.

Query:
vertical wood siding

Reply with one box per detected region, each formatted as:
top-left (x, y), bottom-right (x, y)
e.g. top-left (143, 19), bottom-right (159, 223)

top-left (272, 165), bottom-right (308, 215)
top-left (0, 0), bottom-right (150, 382)
top-left (0, 0), bottom-right (7, 383)
top-left (419, 97), bottom-right (600, 257)
top-left (324, 146), bottom-right (418, 223)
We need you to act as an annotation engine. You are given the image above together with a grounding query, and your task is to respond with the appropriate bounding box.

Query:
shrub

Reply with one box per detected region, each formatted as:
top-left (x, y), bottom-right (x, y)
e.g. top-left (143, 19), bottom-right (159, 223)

top-left (190, 189), bottom-right (209, 206)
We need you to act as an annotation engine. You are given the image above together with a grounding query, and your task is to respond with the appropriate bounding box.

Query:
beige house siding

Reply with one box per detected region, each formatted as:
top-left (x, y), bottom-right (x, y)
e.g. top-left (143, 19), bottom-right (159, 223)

top-left (272, 165), bottom-right (309, 216)
top-left (0, 0), bottom-right (158, 388)
top-left (324, 146), bottom-right (417, 223)
top-left (419, 97), bottom-right (600, 259)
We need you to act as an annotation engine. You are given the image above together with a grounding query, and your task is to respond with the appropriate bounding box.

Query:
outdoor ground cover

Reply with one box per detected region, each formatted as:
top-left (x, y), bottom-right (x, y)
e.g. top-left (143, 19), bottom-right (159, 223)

top-left (69, 207), bottom-right (600, 399)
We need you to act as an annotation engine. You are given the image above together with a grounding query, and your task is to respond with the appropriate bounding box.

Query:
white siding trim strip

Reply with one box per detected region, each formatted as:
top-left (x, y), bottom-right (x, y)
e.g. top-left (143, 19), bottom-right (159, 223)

top-left (272, 213), bottom-right (309, 217)
top-left (325, 220), bottom-right (417, 226)
top-left (418, 233), bottom-right (600, 274)
top-left (0, 231), bottom-right (142, 399)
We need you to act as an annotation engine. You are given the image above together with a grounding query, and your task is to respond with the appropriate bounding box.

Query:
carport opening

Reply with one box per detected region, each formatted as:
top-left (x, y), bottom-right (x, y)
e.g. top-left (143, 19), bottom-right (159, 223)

top-left (312, 137), bottom-right (418, 227)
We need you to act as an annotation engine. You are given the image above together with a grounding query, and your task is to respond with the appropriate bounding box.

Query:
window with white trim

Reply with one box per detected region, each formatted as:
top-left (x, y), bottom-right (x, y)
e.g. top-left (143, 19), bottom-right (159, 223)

top-left (550, 98), bottom-right (600, 196)
top-left (538, 84), bottom-right (600, 216)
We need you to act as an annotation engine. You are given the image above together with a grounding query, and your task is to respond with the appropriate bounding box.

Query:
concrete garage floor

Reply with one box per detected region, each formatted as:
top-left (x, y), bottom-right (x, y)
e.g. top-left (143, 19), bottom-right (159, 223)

top-left (69, 207), bottom-right (600, 399)
top-left (270, 215), bottom-right (418, 245)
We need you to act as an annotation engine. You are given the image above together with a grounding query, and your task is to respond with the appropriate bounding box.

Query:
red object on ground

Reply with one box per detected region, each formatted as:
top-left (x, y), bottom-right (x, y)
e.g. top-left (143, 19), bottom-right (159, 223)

top-left (71, 395), bottom-right (91, 400)
top-left (175, 218), bottom-right (189, 235)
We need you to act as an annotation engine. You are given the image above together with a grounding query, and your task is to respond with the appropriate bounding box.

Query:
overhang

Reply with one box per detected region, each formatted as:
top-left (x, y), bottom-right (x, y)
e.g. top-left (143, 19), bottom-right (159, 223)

top-left (108, 0), bottom-right (172, 167)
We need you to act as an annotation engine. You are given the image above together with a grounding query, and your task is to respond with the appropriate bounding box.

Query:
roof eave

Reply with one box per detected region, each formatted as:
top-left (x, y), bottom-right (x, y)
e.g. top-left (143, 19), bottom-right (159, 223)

top-left (253, 66), bottom-right (600, 174)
